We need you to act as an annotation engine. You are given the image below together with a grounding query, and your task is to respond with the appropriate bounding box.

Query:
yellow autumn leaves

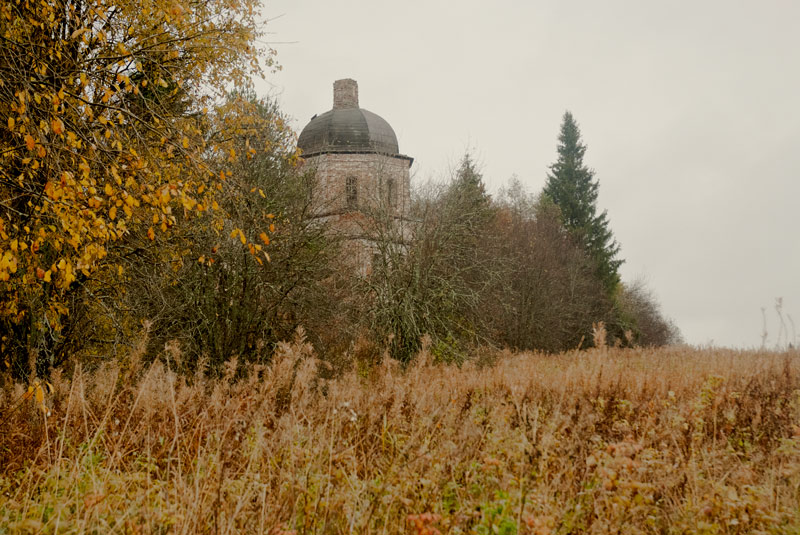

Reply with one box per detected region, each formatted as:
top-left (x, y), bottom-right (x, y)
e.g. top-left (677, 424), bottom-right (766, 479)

top-left (228, 211), bottom-right (275, 265)
top-left (0, 0), bottom-right (269, 342)
top-left (20, 379), bottom-right (53, 416)
top-left (231, 228), bottom-right (247, 244)
top-left (0, 250), bottom-right (18, 282)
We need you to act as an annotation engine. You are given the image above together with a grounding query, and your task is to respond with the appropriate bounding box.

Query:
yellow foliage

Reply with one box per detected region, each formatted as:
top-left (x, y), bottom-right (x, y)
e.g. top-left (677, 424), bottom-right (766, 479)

top-left (0, 0), bottom-right (272, 346)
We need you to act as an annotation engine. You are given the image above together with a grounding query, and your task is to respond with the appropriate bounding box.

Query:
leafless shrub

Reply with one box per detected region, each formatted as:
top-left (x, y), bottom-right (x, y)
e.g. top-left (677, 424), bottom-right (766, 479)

top-left (616, 278), bottom-right (682, 346)
top-left (485, 179), bottom-right (611, 352)
top-left (362, 155), bottom-right (499, 362)
top-left (119, 97), bottom-right (344, 373)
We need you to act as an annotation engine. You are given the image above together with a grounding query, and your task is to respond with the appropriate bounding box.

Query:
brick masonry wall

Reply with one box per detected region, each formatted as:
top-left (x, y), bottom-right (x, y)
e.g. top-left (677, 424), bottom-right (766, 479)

top-left (333, 79), bottom-right (359, 109)
top-left (305, 153), bottom-right (411, 220)
top-left (301, 151), bottom-right (413, 274)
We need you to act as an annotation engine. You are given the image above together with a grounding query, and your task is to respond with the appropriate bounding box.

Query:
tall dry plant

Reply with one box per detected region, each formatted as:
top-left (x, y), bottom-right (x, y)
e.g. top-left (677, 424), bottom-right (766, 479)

top-left (2, 343), bottom-right (800, 533)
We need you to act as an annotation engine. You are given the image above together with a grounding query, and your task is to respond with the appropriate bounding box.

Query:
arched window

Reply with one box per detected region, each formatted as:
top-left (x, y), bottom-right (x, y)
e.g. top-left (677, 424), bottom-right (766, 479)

top-left (346, 176), bottom-right (357, 209)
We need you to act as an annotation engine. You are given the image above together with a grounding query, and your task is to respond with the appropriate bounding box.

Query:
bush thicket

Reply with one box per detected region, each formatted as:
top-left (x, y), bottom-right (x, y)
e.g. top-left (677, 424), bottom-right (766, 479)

top-left (362, 158), bottom-right (679, 363)
top-left (0, 0), bottom-right (679, 377)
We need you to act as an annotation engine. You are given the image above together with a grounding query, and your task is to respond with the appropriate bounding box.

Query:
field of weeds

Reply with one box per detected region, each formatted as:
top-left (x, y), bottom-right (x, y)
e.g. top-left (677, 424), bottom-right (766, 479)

top-left (2, 337), bottom-right (800, 534)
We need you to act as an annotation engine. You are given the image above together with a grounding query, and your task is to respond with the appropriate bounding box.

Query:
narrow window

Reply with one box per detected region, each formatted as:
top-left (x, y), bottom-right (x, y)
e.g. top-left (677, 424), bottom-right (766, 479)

top-left (346, 176), bottom-right (357, 209)
top-left (386, 177), bottom-right (396, 209)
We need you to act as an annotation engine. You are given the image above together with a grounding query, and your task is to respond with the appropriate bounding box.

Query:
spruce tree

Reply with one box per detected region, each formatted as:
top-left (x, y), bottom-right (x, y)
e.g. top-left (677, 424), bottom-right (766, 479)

top-left (449, 154), bottom-right (493, 222)
top-left (543, 111), bottom-right (622, 293)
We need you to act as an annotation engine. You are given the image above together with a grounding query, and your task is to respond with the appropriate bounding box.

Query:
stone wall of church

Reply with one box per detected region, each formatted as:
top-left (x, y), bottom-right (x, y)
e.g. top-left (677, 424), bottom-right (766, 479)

top-left (304, 152), bottom-right (412, 219)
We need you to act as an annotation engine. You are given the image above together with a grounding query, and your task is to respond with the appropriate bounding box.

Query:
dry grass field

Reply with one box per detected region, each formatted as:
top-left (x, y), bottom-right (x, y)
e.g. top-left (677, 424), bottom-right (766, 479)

top-left (2, 336), bottom-right (800, 534)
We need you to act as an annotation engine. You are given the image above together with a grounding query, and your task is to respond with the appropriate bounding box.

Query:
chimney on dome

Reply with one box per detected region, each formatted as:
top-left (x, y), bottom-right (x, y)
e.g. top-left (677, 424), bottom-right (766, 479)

top-left (333, 79), bottom-right (359, 109)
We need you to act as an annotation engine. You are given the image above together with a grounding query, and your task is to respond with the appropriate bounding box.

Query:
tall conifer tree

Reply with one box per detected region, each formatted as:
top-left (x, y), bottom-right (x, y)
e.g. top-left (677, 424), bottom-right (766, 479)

top-left (543, 111), bottom-right (622, 293)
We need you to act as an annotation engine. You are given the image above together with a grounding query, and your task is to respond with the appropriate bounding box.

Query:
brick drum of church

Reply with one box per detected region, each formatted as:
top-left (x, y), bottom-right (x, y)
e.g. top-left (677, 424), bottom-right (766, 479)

top-left (297, 79), bottom-right (413, 273)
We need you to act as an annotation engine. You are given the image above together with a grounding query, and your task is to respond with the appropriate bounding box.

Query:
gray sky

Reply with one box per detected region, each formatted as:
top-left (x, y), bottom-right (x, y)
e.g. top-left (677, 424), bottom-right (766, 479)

top-left (256, 0), bottom-right (800, 349)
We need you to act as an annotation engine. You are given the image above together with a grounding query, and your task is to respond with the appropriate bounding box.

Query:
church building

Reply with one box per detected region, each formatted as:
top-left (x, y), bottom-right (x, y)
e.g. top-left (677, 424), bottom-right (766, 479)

top-left (297, 79), bottom-right (413, 271)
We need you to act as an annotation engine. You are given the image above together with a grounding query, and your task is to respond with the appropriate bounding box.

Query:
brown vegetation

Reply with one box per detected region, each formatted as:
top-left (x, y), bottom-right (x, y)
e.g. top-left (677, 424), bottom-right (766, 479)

top-left (2, 339), bottom-right (799, 533)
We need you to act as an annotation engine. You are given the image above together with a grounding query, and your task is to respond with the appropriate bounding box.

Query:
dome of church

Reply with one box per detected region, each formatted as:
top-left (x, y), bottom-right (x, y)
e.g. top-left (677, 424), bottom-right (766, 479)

top-left (298, 109), bottom-right (399, 156)
top-left (297, 79), bottom-right (400, 157)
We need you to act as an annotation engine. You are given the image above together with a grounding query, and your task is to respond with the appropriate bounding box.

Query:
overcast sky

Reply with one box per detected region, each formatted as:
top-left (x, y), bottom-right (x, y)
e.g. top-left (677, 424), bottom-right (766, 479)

top-left (255, 0), bottom-right (800, 349)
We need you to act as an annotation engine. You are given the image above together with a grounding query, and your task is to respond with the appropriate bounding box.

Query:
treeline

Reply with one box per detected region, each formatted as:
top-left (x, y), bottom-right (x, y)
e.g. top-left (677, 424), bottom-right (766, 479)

top-left (0, 0), bottom-right (678, 380)
top-left (363, 148), bottom-right (681, 363)
top-left (114, 135), bottom-right (682, 372)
